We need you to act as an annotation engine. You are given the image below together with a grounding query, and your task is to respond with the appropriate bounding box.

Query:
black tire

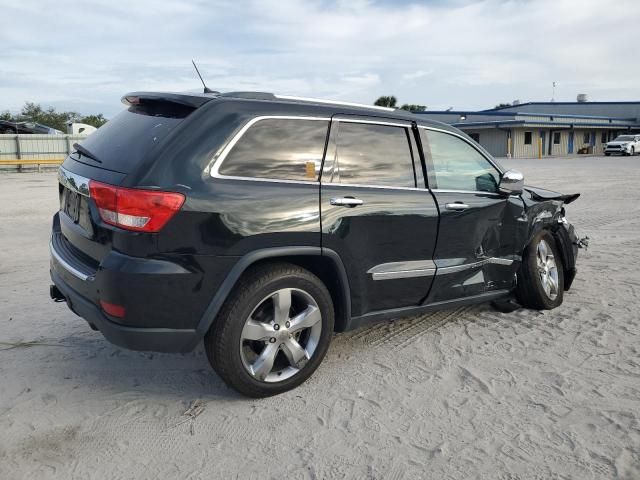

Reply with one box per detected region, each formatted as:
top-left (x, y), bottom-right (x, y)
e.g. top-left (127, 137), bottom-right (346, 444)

top-left (605, 153), bottom-right (611, 156)
top-left (204, 262), bottom-right (334, 397)
top-left (516, 230), bottom-right (564, 310)
top-left (491, 298), bottom-right (522, 313)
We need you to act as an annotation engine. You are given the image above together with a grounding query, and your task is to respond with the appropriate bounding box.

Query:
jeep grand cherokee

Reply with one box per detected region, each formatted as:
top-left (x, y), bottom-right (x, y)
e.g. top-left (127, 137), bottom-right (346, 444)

top-left (50, 91), bottom-right (582, 397)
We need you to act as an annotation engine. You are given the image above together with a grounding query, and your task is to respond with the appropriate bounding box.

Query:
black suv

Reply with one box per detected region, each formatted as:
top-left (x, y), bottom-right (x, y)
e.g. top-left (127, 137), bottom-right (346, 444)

top-left (50, 91), bottom-right (582, 397)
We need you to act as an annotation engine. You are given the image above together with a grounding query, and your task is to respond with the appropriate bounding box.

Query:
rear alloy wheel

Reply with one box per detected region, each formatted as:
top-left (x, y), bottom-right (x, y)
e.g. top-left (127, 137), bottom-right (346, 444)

top-left (205, 263), bottom-right (334, 397)
top-left (239, 288), bottom-right (322, 383)
top-left (516, 230), bottom-right (564, 310)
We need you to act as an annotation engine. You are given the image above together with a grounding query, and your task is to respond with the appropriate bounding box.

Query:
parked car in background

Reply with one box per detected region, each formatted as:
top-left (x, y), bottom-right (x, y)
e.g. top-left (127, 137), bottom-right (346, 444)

top-left (604, 134), bottom-right (640, 156)
top-left (66, 122), bottom-right (97, 136)
top-left (0, 120), bottom-right (63, 135)
top-left (49, 91), bottom-right (584, 397)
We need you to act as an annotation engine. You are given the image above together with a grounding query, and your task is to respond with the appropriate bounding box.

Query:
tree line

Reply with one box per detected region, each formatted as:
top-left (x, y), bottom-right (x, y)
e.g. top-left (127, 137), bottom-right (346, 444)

top-left (0, 102), bottom-right (108, 132)
top-left (374, 96), bottom-right (426, 112)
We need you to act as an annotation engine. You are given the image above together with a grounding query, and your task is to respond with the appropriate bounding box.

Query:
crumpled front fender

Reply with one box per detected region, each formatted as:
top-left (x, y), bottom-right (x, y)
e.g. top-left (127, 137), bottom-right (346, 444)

top-left (519, 186), bottom-right (585, 292)
top-left (524, 185), bottom-right (580, 204)
top-left (553, 219), bottom-right (580, 290)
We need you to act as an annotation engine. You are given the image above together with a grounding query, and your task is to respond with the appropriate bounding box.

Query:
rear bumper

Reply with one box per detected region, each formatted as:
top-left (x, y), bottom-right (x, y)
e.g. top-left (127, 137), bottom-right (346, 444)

top-left (48, 211), bottom-right (221, 353)
top-left (51, 267), bottom-right (200, 353)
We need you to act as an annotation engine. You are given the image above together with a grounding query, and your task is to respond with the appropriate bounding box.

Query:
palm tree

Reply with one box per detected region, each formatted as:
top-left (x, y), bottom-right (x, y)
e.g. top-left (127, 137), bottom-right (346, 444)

top-left (374, 96), bottom-right (397, 108)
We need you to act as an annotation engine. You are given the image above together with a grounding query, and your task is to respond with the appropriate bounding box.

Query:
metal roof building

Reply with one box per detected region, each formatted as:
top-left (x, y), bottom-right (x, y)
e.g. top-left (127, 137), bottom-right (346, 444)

top-left (415, 101), bottom-right (640, 158)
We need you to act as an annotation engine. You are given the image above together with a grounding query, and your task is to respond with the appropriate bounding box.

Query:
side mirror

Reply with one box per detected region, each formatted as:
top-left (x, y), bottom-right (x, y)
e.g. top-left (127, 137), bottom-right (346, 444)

top-left (498, 169), bottom-right (524, 195)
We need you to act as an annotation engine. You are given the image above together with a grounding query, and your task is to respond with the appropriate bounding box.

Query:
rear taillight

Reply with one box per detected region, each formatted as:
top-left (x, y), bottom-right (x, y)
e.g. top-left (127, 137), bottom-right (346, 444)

top-left (89, 180), bottom-right (185, 233)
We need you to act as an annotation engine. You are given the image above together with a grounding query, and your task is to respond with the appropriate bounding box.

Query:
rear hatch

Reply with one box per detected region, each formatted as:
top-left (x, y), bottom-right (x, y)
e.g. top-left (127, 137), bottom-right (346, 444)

top-left (56, 93), bottom-right (209, 268)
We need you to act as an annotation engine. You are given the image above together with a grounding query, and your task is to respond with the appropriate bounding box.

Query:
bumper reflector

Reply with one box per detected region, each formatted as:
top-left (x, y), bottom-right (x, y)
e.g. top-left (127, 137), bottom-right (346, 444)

top-left (100, 300), bottom-right (126, 318)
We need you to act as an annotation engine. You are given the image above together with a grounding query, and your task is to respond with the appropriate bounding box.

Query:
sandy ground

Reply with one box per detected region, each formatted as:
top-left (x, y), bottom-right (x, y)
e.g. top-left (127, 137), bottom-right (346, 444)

top-left (0, 156), bottom-right (639, 479)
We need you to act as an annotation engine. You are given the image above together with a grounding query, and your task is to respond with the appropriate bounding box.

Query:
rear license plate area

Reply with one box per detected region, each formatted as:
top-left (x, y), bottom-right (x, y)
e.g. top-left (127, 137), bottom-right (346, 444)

top-left (62, 187), bottom-right (81, 223)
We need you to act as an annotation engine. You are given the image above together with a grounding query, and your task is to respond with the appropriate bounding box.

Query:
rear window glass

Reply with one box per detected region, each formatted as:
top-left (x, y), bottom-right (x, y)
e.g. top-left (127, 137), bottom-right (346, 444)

top-left (71, 101), bottom-right (192, 173)
top-left (219, 118), bottom-right (329, 181)
top-left (323, 122), bottom-right (416, 188)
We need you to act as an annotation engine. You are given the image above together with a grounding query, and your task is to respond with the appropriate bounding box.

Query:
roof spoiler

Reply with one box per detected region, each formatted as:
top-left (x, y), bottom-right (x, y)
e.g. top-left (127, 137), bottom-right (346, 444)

top-left (121, 91), bottom-right (216, 109)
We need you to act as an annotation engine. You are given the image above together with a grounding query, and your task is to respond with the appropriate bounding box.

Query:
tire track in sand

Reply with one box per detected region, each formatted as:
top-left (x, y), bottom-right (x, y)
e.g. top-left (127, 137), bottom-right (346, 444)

top-left (349, 306), bottom-right (473, 350)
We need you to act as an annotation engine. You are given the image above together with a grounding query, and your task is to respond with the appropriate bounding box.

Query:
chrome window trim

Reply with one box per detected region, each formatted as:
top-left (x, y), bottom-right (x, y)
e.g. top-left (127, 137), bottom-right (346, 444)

top-left (58, 166), bottom-right (91, 197)
top-left (209, 115), bottom-right (330, 182)
top-left (431, 188), bottom-right (503, 197)
top-left (49, 239), bottom-right (94, 281)
top-left (323, 182), bottom-right (424, 192)
top-left (211, 174), bottom-right (319, 186)
top-left (210, 115), bottom-right (424, 191)
top-left (333, 117), bottom-right (412, 129)
top-left (417, 124), bottom-right (505, 176)
top-left (323, 118), bottom-right (416, 190)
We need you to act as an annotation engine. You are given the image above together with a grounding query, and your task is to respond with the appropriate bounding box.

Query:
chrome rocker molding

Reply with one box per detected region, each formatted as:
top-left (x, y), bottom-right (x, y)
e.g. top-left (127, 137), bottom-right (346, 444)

top-left (436, 257), bottom-right (514, 275)
top-left (368, 260), bottom-right (436, 280)
top-left (368, 257), bottom-right (514, 280)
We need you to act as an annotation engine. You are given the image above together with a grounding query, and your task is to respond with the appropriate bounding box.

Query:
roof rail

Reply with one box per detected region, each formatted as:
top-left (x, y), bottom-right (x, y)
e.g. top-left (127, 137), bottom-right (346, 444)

top-left (220, 91), bottom-right (276, 100)
top-left (274, 95), bottom-right (396, 112)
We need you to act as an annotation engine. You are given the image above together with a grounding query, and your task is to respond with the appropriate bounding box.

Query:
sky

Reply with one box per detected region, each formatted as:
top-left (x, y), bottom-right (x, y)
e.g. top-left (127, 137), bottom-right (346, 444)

top-left (1, 0), bottom-right (639, 118)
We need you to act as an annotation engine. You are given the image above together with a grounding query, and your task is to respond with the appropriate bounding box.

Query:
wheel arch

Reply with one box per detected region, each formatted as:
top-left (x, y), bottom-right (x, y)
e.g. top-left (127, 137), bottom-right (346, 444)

top-left (194, 247), bottom-right (352, 343)
top-left (521, 209), bottom-right (577, 292)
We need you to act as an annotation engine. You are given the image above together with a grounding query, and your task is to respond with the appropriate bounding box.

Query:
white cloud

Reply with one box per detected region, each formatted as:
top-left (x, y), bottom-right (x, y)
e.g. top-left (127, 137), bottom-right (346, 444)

top-left (0, 0), bottom-right (638, 117)
top-left (402, 70), bottom-right (433, 81)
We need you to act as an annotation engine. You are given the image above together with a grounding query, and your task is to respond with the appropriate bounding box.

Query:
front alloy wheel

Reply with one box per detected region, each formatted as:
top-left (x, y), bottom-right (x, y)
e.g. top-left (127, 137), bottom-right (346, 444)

top-left (536, 239), bottom-right (559, 301)
top-left (516, 230), bottom-right (565, 310)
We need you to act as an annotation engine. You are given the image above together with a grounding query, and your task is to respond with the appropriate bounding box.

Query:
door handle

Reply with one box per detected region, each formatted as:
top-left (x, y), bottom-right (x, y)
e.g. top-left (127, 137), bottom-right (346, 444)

top-left (445, 202), bottom-right (470, 211)
top-left (330, 197), bottom-right (364, 207)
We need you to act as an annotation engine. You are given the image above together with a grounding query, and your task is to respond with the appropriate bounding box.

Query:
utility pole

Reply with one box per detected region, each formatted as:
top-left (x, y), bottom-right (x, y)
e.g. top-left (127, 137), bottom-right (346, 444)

top-left (551, 81), bottom-right (557, 102)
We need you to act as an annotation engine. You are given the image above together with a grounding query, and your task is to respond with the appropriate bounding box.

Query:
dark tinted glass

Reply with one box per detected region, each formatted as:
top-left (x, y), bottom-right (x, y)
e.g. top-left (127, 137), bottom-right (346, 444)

top-left (75, 101), bottom-right (192, 173)
top-left (553, 132), bottom-right (561, 144)
top-left (421, 129), bottom-right (500, 193)
top-left (325, 122), bottom-right (415, 187)
top-left (524, 132), bottom-right (532, 145)
top-left (219, 118), bottom-right (328, 181)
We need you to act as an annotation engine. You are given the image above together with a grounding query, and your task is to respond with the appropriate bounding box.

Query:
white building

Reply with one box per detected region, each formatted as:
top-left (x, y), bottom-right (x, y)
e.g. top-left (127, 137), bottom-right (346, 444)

top-left (416, 101), bottom-right (640, 158)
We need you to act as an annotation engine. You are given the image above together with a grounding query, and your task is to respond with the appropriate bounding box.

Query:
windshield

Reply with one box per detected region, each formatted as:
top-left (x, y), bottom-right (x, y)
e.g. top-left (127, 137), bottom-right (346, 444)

top-left (614, 135), bottom-right (634, 142)
top-left (72, 101), bottom-right (194, 173)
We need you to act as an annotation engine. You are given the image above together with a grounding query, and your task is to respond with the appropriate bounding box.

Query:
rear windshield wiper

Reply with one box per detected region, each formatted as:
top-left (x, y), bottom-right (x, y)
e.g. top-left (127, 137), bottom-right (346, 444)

top-left (72, 143), bottom-right (102, 164)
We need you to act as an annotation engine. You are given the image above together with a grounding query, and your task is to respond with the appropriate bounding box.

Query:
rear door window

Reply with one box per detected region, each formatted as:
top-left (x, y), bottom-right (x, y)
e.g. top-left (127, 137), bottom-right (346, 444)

top-left (73, 101), bottom-right (193, 174)
top-left (323, 121), bottom-right (416, 188)
top-left (218, 118), bottom-right (329, 181)
top-left (421, 129), bottom-right (500, 193)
